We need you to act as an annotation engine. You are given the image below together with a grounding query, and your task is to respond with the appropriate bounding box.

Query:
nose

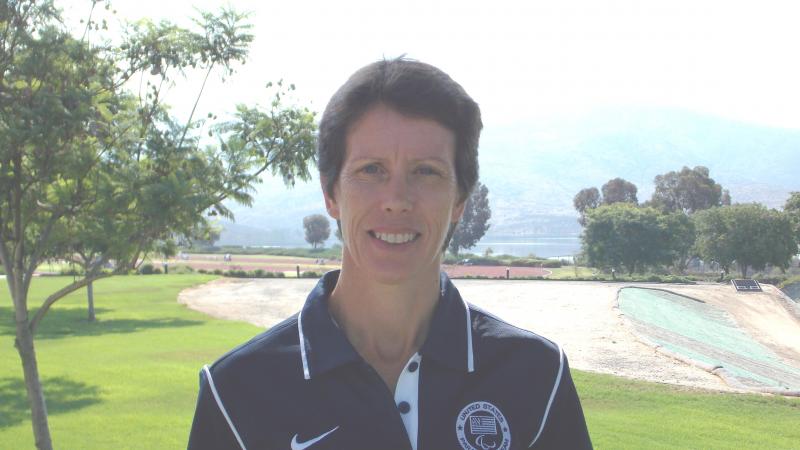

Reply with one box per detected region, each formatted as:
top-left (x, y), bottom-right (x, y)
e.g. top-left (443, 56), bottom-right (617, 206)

top-left (381, 174), bottom-right (413, 213)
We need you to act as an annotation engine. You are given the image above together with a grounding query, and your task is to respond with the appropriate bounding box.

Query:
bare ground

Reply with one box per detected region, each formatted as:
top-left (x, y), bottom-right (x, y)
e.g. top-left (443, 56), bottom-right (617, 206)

top-left (178, 278), bottom-right (800, 392)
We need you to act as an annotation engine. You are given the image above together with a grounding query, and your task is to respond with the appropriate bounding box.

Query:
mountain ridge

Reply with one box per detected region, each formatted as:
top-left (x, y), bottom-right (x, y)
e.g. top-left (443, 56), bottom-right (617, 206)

top-left (217, 107), bottom-right (800, 246)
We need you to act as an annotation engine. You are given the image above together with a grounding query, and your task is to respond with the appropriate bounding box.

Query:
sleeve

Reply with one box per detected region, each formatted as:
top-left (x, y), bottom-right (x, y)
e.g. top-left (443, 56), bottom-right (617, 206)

top-left (187, 367), bottom-right (245, 450)
top-left (530, 354), bottom-right (593, 449)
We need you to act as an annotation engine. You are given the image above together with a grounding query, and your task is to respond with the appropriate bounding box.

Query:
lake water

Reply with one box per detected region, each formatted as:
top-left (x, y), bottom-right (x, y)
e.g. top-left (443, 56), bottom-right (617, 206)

top-left (468, 236), bottom-right (582, 258)
top-left (254, 236), bottom-right (583, 259)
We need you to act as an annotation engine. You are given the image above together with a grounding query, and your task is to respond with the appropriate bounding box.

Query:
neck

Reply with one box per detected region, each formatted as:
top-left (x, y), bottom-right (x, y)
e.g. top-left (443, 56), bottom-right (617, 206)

top-left (328, 259), bottom-right (441, 377)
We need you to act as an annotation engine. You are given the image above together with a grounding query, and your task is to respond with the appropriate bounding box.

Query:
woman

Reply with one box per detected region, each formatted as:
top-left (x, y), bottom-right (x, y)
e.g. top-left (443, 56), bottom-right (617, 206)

top-left (188, 58), bottom-right (592, 450)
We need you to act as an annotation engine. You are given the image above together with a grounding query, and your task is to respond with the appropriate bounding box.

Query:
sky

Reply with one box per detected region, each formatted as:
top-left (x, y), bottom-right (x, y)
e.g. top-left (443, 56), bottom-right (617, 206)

top-left (60, 0), bottom-right (800, 131)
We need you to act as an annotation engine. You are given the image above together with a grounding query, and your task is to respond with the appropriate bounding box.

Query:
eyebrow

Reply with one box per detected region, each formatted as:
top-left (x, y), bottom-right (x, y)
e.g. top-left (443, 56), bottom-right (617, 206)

top-left (348, 156), bottom-right (451, 165)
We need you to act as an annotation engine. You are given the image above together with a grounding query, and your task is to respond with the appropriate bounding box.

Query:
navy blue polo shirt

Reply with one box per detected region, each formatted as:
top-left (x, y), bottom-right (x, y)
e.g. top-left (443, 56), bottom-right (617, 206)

top-left (188, 271), bottom-right (592, 450)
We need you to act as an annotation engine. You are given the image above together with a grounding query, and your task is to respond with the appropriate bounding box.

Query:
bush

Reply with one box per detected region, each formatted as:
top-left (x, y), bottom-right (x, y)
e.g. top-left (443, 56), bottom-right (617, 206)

top-left (509, 259), bottom-right (563, 268)
top-left (152, 268), bottom-right (162, 274)
top-left (300, 271), bottom-right (322, 278)
top-left (170, 265), bottom-right (195, 274)
top-left (139, 264), bottom-right (155, 275)
top-left (59, 268), bottom-right (84, 276)
top-left (212, 269), bottom-right (223, 275)
top-left (197, 269), bottom-right (207, 274)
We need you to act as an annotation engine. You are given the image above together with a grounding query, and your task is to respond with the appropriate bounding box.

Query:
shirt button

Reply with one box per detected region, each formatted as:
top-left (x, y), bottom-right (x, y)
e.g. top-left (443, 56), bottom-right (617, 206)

top-left (397, 401), bottom-right (411, 414)
top-left (407, 361), bottom-right (419, 372)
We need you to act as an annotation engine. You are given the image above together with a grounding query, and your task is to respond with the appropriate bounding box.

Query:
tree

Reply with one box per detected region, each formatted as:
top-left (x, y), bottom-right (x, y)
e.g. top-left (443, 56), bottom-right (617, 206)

top-left (721, 189), bottom-right (732, 206)
top-left (658, 211), bottom-right (696, 274)
top-left (651, 166), bottom-right (725, 214)
top-left (582, 203), bottom-right (664, 275)
top-left (573, 187), bottom-right (600, 226)
top-left (303, 214), bottom-right (331, 249)
top-left (601, 178), bottom-right (638, 205)
top-left (693, 204), bottom-right (798, 278)
top-left (449, 181), bottom-right (491, 256)
top-left (0, 4), bottom-right (317, 448)
top-left (785, 192), bottom-right (800, 236)
top-left (189, 223), bottom-right (223, 249)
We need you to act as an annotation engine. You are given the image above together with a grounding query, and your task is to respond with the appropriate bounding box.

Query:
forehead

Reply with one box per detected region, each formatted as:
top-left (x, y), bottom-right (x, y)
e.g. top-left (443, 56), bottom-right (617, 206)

top-left (344, 104), bottom-right (456, 162)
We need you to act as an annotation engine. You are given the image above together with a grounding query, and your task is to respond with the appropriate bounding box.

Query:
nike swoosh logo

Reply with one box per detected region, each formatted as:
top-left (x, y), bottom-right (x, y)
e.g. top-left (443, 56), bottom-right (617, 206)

top-left (290, 426), bottom-right (339, 450)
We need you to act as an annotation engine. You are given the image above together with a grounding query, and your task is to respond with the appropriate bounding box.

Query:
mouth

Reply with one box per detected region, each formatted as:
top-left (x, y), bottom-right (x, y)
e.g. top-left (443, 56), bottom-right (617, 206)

top-left (368, 230), bottom-right (420, 245)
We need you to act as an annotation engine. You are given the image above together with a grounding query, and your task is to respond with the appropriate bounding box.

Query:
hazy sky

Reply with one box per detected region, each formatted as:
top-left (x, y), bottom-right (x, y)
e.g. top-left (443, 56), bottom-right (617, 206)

top-left (61, 0), bottom-right (800, 130)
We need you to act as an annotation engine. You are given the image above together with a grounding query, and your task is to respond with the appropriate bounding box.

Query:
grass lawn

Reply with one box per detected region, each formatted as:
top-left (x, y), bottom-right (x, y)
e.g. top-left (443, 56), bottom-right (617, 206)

top-left (0, 275), bottom-right (258, 449)
top-left (1, 276), bottom-right (799, 448)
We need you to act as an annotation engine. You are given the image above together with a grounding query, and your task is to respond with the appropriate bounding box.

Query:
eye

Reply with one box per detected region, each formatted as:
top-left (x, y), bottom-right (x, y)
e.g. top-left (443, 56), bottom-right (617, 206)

top-left (415, 165), bottom-right (441, 176)
top-left (360, 163), bottom-right (381, 175)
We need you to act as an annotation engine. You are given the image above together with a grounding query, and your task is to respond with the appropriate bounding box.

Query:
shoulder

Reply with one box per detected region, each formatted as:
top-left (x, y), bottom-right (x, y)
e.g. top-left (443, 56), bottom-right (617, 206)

top-left (207, 313), bottom-right (303, 384)
top-left (468, 304), bottom-right (563, 371)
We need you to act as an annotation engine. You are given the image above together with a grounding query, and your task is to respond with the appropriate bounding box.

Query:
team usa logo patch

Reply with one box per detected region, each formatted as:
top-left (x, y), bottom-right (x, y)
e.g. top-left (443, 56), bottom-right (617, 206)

top-left (456, 401), bottom-right (511, 450)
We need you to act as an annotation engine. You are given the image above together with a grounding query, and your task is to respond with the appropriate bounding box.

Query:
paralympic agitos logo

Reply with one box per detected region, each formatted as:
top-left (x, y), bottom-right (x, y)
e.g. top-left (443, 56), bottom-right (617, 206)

top-left (455, 401), bottom-right (511, 450)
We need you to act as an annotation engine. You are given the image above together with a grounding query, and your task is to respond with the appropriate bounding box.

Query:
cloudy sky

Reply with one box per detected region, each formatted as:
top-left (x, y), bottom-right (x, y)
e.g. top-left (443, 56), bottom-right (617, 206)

top-left (61, 0), bottom-right (800, 131)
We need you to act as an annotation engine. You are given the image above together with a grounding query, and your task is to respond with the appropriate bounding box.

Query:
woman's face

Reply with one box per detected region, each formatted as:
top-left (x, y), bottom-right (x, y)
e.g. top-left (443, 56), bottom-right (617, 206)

top-left (324, 104), bottom-right (465, 285)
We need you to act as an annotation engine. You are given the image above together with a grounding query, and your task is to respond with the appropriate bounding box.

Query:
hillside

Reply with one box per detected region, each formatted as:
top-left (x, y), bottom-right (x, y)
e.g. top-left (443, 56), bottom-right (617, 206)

top-left (217, 107), bottom-right (800, 246)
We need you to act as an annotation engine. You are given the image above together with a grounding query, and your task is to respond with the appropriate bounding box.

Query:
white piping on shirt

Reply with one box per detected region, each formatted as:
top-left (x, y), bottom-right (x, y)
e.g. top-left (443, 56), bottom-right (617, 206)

top-left (529, 344), bottom-right (565, 447)
top-left (298, 310), bottom-right (311, 380)
top-left (203, 365), bottom-right (247, 450)
top-left (460, 297), bottom-right (475, 373)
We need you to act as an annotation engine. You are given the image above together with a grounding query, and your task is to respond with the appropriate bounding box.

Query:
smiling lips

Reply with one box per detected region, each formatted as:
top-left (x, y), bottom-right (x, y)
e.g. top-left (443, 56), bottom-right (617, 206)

top-left (369, 231), bottom-right (420, 244)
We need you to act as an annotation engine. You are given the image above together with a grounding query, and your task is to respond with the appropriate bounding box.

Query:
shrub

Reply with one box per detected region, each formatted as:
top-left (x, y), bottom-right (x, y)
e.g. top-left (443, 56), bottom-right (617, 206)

top-left (225, 269), bottom-right (248, 278)
top-left (300, 271), bottom-right (322, 278)
top-left (153, 268), bottom-right (162, 274)
top-left (212, 269), bottom-right (223, 275)
top-left (170, 265), bottom-right (195, 274)
top-left (253, 269), bottom-right (266, 278)
top-left (197, 269), bottom-right (207, 274)
top-left (59, 268), bottom-right (84, 276)
top-left (139, 264), bottom-right (155, 275)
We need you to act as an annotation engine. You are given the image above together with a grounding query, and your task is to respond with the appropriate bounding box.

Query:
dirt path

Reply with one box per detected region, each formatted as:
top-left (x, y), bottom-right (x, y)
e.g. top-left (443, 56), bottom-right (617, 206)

top-left (179, 278), bottom-right (735, 392)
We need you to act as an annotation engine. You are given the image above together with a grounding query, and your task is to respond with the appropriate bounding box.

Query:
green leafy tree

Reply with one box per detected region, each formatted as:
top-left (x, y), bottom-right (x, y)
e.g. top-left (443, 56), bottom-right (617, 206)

top-left (693, 204), bottom-right (798, 278)
top-left (601, 177), bottom-right (638, 205)
top-left (449, 181), bottom-right (491, 256)
top-left (785, 192), bottom-right (800, 237)
top-left (303, 214), bottom-right (331, 249)
top-left (573, 187), bottom-right (600, 226)
top-left (658, 211), bottom-right (696, 274)
top-left (582, 203), bottom-right (666, 275)
top-left (651, 166), bottom-right (725, 214)
top-left (0, 3), bottom-right (316, 448)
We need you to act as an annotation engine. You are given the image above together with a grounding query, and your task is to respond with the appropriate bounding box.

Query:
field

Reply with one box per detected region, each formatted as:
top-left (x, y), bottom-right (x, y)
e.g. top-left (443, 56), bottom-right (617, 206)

top-left (159, 253), bottom-right (555, 279)
top-left (1, 276), bottom-right (799, 448)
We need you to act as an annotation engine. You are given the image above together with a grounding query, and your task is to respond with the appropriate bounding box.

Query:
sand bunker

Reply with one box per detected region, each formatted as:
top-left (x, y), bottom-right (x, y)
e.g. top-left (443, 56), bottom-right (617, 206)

top-left (182, 278), bottom-right (773, 392)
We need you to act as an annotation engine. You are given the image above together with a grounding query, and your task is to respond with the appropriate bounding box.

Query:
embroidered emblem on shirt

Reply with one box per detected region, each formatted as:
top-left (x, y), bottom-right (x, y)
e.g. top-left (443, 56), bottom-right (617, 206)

top-left (290, 426), bottom-right (339, 450)
top-left (456, 401), bottom-right (511, 450)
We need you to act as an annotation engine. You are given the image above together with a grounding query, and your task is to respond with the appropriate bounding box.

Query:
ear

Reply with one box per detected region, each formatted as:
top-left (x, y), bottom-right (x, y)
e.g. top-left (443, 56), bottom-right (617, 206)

top-left (321, 176), bottom-right (340, 220)
top-left (451, 198), bottom-right (466, 223)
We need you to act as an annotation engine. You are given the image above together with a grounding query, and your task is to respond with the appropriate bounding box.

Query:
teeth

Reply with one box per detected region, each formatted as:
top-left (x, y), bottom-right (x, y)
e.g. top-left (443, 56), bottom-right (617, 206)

top-left (375, 232), bottom-right (416, 244)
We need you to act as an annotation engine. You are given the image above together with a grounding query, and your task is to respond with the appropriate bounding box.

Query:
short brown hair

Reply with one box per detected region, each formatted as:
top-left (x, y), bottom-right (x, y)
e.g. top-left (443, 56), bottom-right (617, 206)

top-left (317, 57), bottom-right (482, 202)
